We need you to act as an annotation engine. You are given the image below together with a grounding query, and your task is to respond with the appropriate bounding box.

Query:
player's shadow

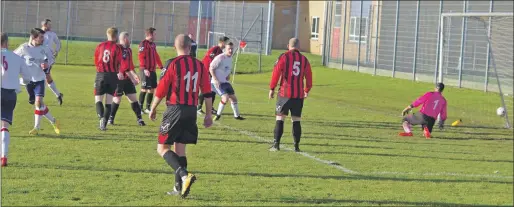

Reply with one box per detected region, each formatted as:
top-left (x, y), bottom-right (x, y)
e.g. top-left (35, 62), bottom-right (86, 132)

top-left (12, 163), bottom-right (513, 185)
top-left (304, 150), bottom-right (514, 163)
top-left (191, 197), bottom-right (508, 207)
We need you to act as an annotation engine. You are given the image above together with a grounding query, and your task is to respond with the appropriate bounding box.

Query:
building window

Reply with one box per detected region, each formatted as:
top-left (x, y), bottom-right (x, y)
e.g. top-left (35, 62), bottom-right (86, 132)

top-left (348, 1), bottom-right (371, 44)
top-left (349, 16), bottom-right (368, 43)
top-left (311, 16), bottom-right (320, 39)
top-left (334, 1), bottom-right (342, 28)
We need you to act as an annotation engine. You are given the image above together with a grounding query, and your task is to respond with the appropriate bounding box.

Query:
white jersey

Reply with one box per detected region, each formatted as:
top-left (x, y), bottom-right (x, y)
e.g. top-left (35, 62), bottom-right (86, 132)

top-left (209, 53), bottom-right (232, 84)
top-left (43, 30), bottom-right (61, 55)
top-left (1, 48), bottom-right (32, 91)
top-left (13, 42), bottom-right (54, 82)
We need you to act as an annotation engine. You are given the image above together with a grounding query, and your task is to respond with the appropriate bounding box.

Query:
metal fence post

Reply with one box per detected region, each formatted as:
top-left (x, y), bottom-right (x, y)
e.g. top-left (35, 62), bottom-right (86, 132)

top-left (341, 0), bottom-right (348, 70)
top-left (196, 1), bottom-right (202, 45)
top-left (259, 7), bottom-right (264, 72)
top-left (392, 0), bottom-right (400, 77)
top-left (170, 1), bottom-right (175, 46)
top-left (65, 0), bottom-right (71, 65)
top-left (113, 1), bottom-right (118, 26)
top-left (130, 1), bottom-right (136, 44)
top-left (434, 0), bottom-right (443, 84)
top-left (1, 1), bottom-right (5, 32)
top-left (321, 1), bottom-right (331, 65)
top-left (295, 0), bottom-right (300, 38)
top-left (265, 0), bottom-right (272, 55)
top-left (205, 1), bottom-right (210, 45)
top-left (458, 0), bottom-right (468, 88)
top-left (37, 1), bottom-right (40, 25)
top-left (240, 1), bottom-right (245, 40)
top-left (357, 0), bottom-right (364, 71)
top-left (25, 1), bottom-right (29, 40)
top-left (484, 0), bottom-right (493, 92)
top-left (412, 0), bottom-right (421, 81)
top-left (373, 2), bottom-right (380, 76)
top-left (152, 1), bottom-right (156, 26)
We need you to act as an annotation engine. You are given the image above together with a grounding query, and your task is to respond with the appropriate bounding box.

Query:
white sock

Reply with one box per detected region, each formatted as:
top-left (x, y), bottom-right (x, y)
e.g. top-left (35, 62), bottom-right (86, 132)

top-left (34, 107), bottom-right (43, 129)
top-left (402, 122), bottom-right (412, 133)
top-left (48, 82), bottom-right (61, 97)
top-left (217, 101), bottom-right (226, 116)
top-left (231, 102), bottom-right (240, 117)
top-left (1, 128), bottom-right (9, 158)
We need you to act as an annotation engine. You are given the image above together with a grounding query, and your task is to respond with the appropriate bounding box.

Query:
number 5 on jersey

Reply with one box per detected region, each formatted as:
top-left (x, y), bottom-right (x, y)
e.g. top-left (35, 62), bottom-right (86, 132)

top-left (292, 61), bottom-right (300, 76)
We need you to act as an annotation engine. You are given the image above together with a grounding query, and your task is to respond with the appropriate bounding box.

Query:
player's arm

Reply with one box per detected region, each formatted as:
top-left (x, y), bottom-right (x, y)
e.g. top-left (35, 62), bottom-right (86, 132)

top-left (94, 45), bottom-right (100, 66)
top-left (44, 46), bottom-right (55, 66)
top-left (438, 100), bottom-right (448, 129)
top-left (13, 45), bottom-right (24, 57)
top-left (150, 64), bottom-right (174, 120)
top-left (138, 42), bottom-right (147, 70)
top-left (402, 92), bottom-right (430, 116)
top-left (200, 62), bottom-right (214, 118)
top-left (269, 55), bottom-right (284, 91)
top-left (53, 33), bottom-right (61, 55)
top-left (19, 56), bottom-right (32, 84)
top-left (155, 50), bottom-right (163, 69)
top-left (304, 60), bottom-right (313, 97)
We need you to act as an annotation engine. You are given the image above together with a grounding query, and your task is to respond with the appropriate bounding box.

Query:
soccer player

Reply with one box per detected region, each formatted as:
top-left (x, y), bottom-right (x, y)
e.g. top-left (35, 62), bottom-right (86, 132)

top-left (188, 34), bottom-right (197, 58)
top-left (197, 36), bottom-right (229, 114)
top-left (41, 19), bottom-right (64, 105)
top-left (14, 28), bottom-right (61, 136)
top-left (94, 27), bottom-right (124, 131)
top-left (210, 42), bottom-right (245, 121)
top-left (399, 83), bottom-right (447, 139)
top-left (138, 27), bottom-right (163, 114)
top-left (1, 33), bottom-right (32, 167)
top-left (268, 38), bottom-right (312, 152)
top-left (149, 34), bottom-right (213, 198)
top-left (108, 31), bottom-right (146, 126)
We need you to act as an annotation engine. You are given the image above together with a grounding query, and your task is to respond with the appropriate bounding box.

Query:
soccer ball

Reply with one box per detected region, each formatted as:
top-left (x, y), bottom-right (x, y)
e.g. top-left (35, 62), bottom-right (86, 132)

top-left (496, 107), bottom-right (506, 117)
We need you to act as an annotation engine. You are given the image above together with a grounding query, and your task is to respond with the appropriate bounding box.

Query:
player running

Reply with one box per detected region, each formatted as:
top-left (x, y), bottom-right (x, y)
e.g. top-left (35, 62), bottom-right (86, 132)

top-left (268, 38), bottom-right (312, 152)
top-left (1, 33), bottom-right (32, 167)
top-left (138, 27), bottom-right (163, 114)
top-left (14, 28), bottom-right (61, 136)
top-left (210, 42), bottom-right (245, 121)
top-left (149, 34), bottom-right (213, 198)
top-left (94, 27), bottom-right (124, 131)
top-left (107, 31), bottom-right (146, 126)
top-left (41, 19), bottom-right (64, 105)
top-left (399, 83), bottom-right (447, 139)
top-left (197, 36), bottom-right (229, 114)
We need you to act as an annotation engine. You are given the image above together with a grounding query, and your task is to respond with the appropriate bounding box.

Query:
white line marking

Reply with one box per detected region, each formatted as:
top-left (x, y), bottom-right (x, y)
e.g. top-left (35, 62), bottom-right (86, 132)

top-left (365, 171), bottom-right (513, 179)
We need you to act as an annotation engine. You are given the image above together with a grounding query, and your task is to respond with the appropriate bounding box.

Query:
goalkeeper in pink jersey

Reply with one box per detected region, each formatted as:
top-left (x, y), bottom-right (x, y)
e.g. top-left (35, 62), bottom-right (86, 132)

top-left (399, 83), bottom-right (447, 139)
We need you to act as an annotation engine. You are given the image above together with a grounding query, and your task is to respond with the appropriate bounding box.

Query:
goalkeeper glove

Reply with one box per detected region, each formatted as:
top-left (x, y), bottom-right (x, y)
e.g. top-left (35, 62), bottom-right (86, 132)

top-left (438, 120), bottom-right (445, 130)
top-left (402, 107), bottom-right (412, 116)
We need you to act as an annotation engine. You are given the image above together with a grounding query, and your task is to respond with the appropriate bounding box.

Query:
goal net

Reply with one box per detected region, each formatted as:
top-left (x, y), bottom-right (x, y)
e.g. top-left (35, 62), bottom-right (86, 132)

top-left (438, 12), bottom-right (513, 129)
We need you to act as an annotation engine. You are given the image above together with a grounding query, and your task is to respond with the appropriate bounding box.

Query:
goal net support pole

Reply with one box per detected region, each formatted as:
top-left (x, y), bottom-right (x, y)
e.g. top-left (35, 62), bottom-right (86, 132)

top-left (438, 12), bottom-right (513, 128)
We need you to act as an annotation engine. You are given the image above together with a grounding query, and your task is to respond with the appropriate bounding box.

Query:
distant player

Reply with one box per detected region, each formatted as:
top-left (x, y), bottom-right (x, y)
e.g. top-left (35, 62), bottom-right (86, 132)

top-left (1, 33), bottom-right (32, 167)
top-left (93, 27), bottom-right (124, 131)
top-left (210, 42), bottom-right (245, 121)
top-left (197, 36), bottom-right (229, 114)
top-left (400, 83), bottom-right (447, 139)
top-left (138, 27), bottom-right (163, 114)
top-left (149, 34), bottom-right (213, 198)
top-left (268, 38), bottom-right (312, 152)
top-left (14, 28), bottom-right (61, 136)
top-left (188, 34), bottom-right (197, 58)
top-left (108, 31), bottom-right (146, 126)
top-left (41, 19), bottom-right (64, 105)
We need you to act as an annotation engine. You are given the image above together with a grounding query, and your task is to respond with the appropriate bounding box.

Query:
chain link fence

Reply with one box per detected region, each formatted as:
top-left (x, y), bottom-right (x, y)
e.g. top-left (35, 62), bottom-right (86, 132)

top-left (1, 1), bottom-right (300, 68)
top-left (324, 0), bottom-right (513, 95)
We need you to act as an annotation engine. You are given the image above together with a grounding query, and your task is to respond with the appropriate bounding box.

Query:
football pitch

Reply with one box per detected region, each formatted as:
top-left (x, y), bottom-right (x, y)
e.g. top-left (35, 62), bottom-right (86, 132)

top-left (1, 37), bottom-right (513, 206)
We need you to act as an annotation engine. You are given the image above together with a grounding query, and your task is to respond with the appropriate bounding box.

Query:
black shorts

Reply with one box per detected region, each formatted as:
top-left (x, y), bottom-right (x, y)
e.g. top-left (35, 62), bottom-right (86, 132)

top-left (403, 112), bottom-right (436, 133)
top-left (94, 73), bottom-right (118, 96)
top-left (158, 105), bottom-right (198, 145)
top-left (141, 71), bottom-right (157, 89)
top-left (276, 96), bottom-right (304, 117)
top-left (114, 79), bottom-right (137, 97)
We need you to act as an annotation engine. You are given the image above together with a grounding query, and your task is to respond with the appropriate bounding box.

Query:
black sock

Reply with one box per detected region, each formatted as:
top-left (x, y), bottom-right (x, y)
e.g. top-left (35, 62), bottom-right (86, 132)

top-left (96, 101), bottom-right (104, 119)
top-left (175, 156), bottom-right (188, 190)
top-left (274, 120), bottom-right (284, 144)
top-left (146, 93), bottom-right (153, 110)
top-left (139, 92), bottom-right (146, 107)
top-left (110, 103), bottom-right (120, 120)
top-left (293, 121), bottom-right (302, 145)
top-left (103, 104), bottom-right (112, 121)
top-left (131, 102), bottom-right (142, 119)
top-left (211, 92), bottom-right (216, 106)
top-left (197, 93), bottom-right (204, 110)
top-left (163, 150), bottom-right (187, 177)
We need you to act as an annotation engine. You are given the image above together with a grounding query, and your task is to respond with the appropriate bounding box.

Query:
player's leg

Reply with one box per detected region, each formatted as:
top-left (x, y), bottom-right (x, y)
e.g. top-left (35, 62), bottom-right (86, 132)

top-left (197, 93), bottom-right (205, 114)
top-left (226, 84), bottom-right (244, 120)
top-left (109, 81), bottom-right (125, 125)
top-left (423, 115), bottom-right (436, 139)
top-left (95, 74), bottom-right (108, 130)
top-left (23, 81), bottom-right (36, 105)
top-left (290, 99), bottom-right (304, 152)
top-left (170, 143), bottom-right (187, 195)
top-left (400, 113), bottom-right (424, 136)
top-left (211, 92), bottom-right (217, 114)
top-left (144, 72), bottom-right (157, 113)
top-left (270, 97), bottom-right (290, 151)
top-left (101, 81), bottom-right (116, 130)
top-left (45, 69), bottom-right (63, 106)
top-left (139, 71), bottom-right (149, 113)
top-left (31, 81), bottom-right (59, 135)
top-left (1, 89), bottom-right (17, 167)
top-left (126, 89), bottom-right (145, 126)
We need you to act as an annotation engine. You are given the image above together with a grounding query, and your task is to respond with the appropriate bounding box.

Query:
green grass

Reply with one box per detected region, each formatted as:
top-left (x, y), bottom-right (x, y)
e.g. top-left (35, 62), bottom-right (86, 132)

top-left (2, 37), bottom-right (513, 206)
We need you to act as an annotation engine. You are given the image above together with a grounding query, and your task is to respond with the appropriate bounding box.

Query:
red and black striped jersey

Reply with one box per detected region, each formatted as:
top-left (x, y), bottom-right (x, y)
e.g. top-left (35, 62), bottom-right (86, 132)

top-left (269, 49), bottom-right (313, 99)
top-left (155, 55), bottom-right (212, 106)
top-left (119, 45), bottom-right (135, 78)
top-left (94, 41), bottom-right (122, 73)
top-left (201, 46), bottom-right (223, 70)
top-left (138, 39), bottom-right (163, 71)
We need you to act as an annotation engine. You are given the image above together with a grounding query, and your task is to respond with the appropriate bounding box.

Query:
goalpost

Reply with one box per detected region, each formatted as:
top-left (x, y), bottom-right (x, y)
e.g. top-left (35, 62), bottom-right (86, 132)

top-left (438, 12), bottom-right (513, 128)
